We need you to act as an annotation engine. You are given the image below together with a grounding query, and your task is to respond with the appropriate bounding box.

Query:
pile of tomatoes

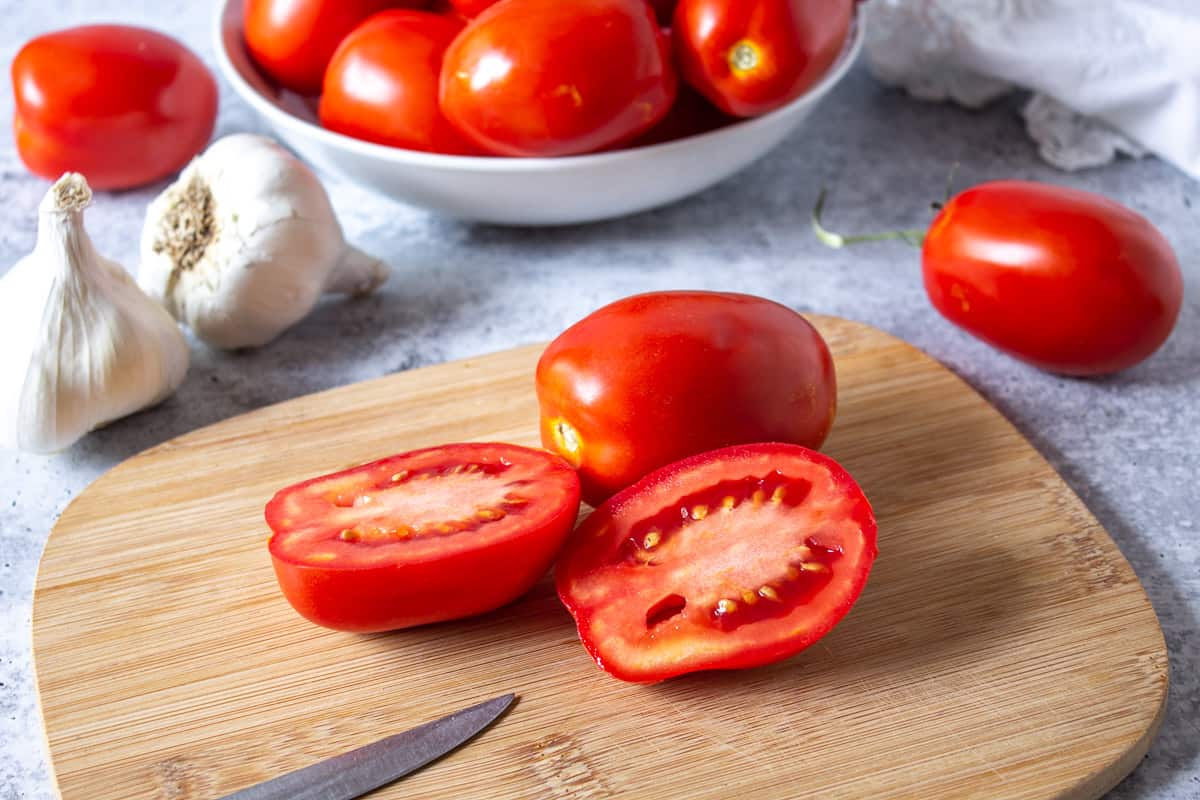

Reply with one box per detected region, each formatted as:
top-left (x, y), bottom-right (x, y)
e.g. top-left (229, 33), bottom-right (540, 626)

top-left (243, 0), bottom-right (854, 157)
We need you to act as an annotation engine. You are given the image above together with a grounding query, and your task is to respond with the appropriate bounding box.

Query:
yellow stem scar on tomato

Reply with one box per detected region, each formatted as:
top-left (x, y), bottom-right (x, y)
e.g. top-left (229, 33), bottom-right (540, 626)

top-left (727, 39), bottom-right (762, 77)
top-left (549, 417), bottom-right (583, 467)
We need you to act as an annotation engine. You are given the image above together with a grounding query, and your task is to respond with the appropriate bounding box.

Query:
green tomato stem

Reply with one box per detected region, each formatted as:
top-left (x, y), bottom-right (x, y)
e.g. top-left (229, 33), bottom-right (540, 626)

top-left (811, 188), bottom-right (928, 249)
top-left (811, 163), bottom-right (961, 250)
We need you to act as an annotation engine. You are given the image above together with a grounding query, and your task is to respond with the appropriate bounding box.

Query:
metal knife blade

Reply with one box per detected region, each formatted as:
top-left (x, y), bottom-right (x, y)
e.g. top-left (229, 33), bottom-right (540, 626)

top-left (219, 693), bottom-right (515, 800)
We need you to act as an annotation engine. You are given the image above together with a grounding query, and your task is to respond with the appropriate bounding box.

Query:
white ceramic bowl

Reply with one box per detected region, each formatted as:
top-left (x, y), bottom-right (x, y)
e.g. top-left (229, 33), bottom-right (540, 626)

top-left (213, 1), bottom-right (863, 226)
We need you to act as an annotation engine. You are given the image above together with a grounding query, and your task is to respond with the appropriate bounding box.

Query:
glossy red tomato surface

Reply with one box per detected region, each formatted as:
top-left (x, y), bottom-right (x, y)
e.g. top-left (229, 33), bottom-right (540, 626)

top-left (673, 0), bottom-right (852, 117)
top-left (266, 442), bottom-right (581, 633)
top-left (319, 11), bottom-right (479, 154)
top-left (626, 84), bottom-right (737, 148)
top-left (923, 181), bottom-right (1183, 376)
top-left (440, 0), bottom-right (676, 156)
top-left (11, 25), bottom-right (217, 190)
top-left (556, 443), bottom-right (877, 682)
top-left (536, 291), bottom-right (836, 506)
top-left (446, 0), bottom-right (500, 16)
top-left (244, 0), bottom-right (423, 95)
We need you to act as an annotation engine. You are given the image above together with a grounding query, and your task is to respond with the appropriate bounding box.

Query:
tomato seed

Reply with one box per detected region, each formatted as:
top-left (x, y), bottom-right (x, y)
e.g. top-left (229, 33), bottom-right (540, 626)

top-left (758, 585), bottom-right (781, 602)
top-left (691, 505), bottom-right (708, 520)
top-left (642, 531), bottom-right (661, 549)
top-left (715, 598), bottom-right (738, 615)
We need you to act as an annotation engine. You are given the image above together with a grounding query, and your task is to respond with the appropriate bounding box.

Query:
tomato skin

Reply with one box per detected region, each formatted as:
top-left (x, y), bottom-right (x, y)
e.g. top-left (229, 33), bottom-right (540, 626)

top-left (319, 11), bottom-right (480, 154)
top-left (624, 84), bottom-right (737, 148)
top-left (556, 442), bottom-right (877, 682)
top-left (266, 443), bottom-right (581, 633)
top-left (922, 181), bottom-right (1184, 376)
top-left (11, 26), bottom-right (217, 190)
top-left (536, 291), bottom-right (836, 506)
top-left (439, 0), bottom-right (677, 157)
top-left (244, 0), bottom-right (424, 95)
top-left (673, 0), bottom-right (852, 117)
top-left (446, 0), bottom-right (500, 16)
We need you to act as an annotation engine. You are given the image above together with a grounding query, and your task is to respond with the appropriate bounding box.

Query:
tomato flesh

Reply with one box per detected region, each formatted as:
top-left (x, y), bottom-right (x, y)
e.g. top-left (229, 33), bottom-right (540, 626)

top-left (922, 181), bottom-right (1184, 375)
top-left (556, 443), bottom-right (877, 682)
top-left (267, 442), bottom-right (581, 632)
top-left (11, 25), bottom-right (217, 189)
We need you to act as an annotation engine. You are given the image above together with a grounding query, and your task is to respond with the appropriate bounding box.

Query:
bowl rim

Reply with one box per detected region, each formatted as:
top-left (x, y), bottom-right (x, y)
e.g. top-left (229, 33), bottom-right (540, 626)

top-left (212, 0), bottom-right (864, 173)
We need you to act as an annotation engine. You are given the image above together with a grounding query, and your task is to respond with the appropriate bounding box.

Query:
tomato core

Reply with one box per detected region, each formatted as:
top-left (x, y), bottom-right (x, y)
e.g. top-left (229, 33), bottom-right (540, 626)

top-left (728, 39), bottom-right (761, 75)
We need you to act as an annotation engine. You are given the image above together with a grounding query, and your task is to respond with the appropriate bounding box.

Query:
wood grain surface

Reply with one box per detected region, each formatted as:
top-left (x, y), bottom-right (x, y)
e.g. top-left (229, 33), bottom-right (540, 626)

top-left (32, 316), bottom-right (1167, 800)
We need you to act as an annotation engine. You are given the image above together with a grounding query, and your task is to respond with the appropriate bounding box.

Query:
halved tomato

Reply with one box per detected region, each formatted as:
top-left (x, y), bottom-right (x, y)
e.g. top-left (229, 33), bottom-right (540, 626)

top-left (267, 442), bottom-right (581, 632)
top-left (556, 443), bottom-right (876, 682)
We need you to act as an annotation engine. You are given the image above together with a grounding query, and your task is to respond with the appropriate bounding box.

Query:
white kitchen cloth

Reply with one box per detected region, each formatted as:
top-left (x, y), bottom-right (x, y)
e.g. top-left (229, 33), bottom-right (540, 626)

top-left (860, 0), bottom-right (1200, 179)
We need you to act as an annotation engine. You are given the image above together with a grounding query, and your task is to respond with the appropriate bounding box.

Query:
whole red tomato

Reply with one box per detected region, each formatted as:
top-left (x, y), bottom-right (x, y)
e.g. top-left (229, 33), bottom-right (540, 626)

top-left (536, 291), bottom-right (836, 506)
top-left (319, 11), bottom-right (479, 154)
top-left (11, 25), bottom-right (216, 190)
top-left (440, 0), bottom-right (677, 157)
top-left (243, 0), bottom-right (424, 95)
top-left (923, 181), bottom-right (1183, 376)
top-left (673, 0), bottom-right (852, 117)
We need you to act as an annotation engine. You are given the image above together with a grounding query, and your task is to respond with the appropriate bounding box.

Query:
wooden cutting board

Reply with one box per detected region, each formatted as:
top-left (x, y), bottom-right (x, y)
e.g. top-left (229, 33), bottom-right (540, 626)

top-left (32, 316), bottom-right (1166, 800)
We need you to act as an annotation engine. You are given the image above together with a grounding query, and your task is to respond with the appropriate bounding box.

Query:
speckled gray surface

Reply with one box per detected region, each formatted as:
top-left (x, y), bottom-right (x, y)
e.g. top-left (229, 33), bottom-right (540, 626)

top-left (1, 2), bottom-right (1198, 799)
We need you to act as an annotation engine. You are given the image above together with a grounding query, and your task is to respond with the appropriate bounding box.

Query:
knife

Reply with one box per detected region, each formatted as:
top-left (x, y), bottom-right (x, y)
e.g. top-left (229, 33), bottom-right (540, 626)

top-left (219, 693), bottom-right (515, 800)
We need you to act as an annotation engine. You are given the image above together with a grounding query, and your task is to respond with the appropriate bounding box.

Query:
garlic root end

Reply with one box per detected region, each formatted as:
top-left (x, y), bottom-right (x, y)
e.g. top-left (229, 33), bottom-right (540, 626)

top-left (44, 173), bottom-right (93, 214)
top-left (324, 245), bottom-right (389, 296)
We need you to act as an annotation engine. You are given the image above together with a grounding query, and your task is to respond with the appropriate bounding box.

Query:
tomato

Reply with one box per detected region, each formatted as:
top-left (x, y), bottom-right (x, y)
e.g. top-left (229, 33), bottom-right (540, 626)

top-left (446, 0), bottom-right (500, 16)
top-left (625, 84), bottom-right (737, 148)
top-left (266, 443), bottom-right (581, 633)
top-left (243, 0), bottom-right (424, 96)
top-left (11, 25), bottom-right (217, 190)
top-left (319, 11), bottom-right (479, 154)
top-left (923, 181), bottom-right (1184, 376)
top-left (439, 0), bottom-right (677, 157)
top-left (536, 291), bottom-right (836, 506)
top-left (673, 0), bottom-right (853, 117)
top-left (648, 0), bottom-right (677, 24)
top-left (556, 443), bottom-right (877, 682)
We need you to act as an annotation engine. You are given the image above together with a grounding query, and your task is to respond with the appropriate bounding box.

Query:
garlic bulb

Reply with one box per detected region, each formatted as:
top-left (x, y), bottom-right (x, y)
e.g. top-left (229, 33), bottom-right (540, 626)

top-left (0, 174), bottom-right (190, 453)
top-left (138, 134), bottom-right (389, 350)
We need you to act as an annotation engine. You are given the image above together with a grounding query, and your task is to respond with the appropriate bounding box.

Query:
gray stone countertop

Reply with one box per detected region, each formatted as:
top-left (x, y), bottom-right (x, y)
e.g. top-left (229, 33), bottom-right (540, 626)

top-left (1, 2), bottom-right (1197, 798)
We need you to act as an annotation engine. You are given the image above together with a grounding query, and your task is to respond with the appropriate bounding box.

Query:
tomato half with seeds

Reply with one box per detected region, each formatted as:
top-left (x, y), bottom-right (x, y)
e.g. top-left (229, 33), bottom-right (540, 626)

top-left (556, 443), bottom-right (876, 682)
top-left (536, 291), bottom-right (836, 506)
top-left (266, 443), bottom-right (581, 633)
top-left (673, 0), bottom-right (853, 117)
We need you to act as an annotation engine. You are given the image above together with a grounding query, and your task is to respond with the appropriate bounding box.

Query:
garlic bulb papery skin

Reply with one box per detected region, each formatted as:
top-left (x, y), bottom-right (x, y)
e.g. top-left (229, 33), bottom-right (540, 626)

top-left (138, 134), bottom-right (389, 350)
top-left (0, 174), bottom-right (190, 454)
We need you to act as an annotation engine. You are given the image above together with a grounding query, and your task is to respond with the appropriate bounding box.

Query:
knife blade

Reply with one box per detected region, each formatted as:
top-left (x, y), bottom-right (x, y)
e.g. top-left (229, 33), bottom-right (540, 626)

top-left (219, 693), bottom-right (515, 800)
